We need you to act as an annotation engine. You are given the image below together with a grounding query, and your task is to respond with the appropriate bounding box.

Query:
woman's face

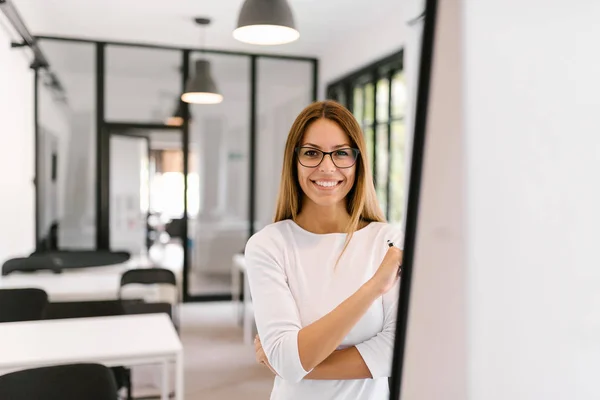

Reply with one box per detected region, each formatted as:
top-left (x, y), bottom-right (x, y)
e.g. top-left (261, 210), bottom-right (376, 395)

top-left (296, 118), bottom-right (357, 209)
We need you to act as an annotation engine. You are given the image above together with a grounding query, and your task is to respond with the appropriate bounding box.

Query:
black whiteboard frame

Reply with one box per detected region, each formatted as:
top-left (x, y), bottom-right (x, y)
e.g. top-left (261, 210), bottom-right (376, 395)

top-left (389, 0), bottom-right (440, 398)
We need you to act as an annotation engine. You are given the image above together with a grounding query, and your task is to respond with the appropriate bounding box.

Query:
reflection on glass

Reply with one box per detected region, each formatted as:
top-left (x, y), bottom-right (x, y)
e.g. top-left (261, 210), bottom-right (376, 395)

top-left (105, 46), bottom-right (181, 123)
top-left (140, 154), bottom-right (150, 215)
top-left (353, 86), bottom-right (363, 123)
top-left (377, 78), bottom-right (390, 123)
top-left (337, 87), bottom-right (347, 109)
top-left (37, 40), bottom-right (96, 250)
top-left (364, 82), bottom-right (374, 124)
top-left (392, 71), bottom-right (407, 119)
top-left (389, 121), bottom-right (406, 223)
top-left (186, 53), bottom-right (251, 297)
top-left (376, 124), bottom-right (389, 215)
top-left (365, 126), bottom-right (375, 177)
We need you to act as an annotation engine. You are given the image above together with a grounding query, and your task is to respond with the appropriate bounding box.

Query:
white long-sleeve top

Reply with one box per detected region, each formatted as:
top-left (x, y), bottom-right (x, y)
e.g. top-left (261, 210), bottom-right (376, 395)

top-left (244, 219), bottom-right (403, 400)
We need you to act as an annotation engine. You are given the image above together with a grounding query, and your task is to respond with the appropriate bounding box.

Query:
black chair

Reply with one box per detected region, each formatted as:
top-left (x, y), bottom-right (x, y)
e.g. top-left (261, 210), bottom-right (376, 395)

top-left (1, 255), bottom-right (62, 276)
top-left (119, 269), bottom-right (179, 400)
top-left (0, 288), bottom-right (48, 323)
top-left (119, 268), bottom-right (179, 331)
top-left (0, 363), bottom-right (118, 400)
top-left (43, 299), bottom-right (144, 320)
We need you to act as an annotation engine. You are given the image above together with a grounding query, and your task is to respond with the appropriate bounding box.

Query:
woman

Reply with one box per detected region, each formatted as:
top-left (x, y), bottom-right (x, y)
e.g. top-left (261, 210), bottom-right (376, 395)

top-left (244, 100), bottom-right (404, 400)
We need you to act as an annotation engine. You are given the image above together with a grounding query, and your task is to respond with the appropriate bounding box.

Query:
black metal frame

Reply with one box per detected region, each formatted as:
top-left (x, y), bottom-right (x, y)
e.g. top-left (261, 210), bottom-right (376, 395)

top-left (33, 68), bottom-right (40, 246)
top-left (27, 34), bottom-right (318, 303)
top-left (34, 35), bottom-right (317, 62)
top-left (96, 43), bottom-right (108, 250)
top-left (389, 0), bottom-right (438, 397)
top-left (248, 56), bottom-right (258, 239)
top-left (326, 49), bottom-right (403, 221)
top-left (181, 50), bottom-right (191, 302)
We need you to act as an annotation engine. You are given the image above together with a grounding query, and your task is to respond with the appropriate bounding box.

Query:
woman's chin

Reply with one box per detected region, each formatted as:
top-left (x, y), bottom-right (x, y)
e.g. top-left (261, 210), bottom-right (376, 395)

top-left (305, 194), bottom-right (346, 209)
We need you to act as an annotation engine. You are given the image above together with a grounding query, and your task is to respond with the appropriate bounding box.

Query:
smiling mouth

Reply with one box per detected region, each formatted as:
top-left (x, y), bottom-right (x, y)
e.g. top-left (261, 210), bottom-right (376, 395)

top-left (311, 180), bottom-right (342, 189)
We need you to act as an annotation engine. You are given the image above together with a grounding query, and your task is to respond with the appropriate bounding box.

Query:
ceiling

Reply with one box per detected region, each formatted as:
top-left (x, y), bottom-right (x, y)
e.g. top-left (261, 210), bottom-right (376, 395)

top-left (16, 0), bottom-right (404, 57)
top-left (24, 0), bottom-right (404, 123)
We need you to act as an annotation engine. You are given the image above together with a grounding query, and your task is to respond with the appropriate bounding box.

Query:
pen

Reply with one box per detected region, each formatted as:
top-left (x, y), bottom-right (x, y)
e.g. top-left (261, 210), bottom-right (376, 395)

top-left (387, 240), bottom-right (402, 276)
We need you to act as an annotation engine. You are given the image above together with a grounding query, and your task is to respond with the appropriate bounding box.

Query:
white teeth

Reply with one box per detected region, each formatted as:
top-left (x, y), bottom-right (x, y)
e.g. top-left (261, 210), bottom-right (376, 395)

top-left (315, 181), bottom-right (339, 187)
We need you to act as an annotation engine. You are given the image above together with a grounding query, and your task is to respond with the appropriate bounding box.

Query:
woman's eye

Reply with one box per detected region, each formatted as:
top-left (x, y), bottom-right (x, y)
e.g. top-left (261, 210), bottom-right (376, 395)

top-left (304, 150), bottom-right (319, 157)
top-left (335, 150), bottom-right (350, 157)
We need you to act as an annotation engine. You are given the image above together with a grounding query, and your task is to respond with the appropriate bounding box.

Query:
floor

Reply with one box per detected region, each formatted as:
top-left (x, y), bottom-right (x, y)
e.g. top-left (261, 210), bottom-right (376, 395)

top-left (188, 272), bottom-right (232, 297)
top-left (133, 301), bottom-right (273, 400)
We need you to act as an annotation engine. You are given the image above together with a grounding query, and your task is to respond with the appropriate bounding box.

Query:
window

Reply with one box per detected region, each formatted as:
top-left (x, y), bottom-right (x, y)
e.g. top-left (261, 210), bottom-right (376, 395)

top-left (326, 50), bottom-right (406, 223)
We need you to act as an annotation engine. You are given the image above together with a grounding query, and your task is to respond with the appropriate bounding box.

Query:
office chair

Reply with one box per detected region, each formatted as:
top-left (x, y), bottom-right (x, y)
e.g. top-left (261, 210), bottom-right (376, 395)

top-left (118, 268), bottom-right (179, 400)
top-left (0, 363), bottom-right (119, 400)
top-left (118, 268), bottom-right (179, 331)
top-left (0, 288), bottom-right (48, 323)
top-left (1, 255), bottom-right (62, 276)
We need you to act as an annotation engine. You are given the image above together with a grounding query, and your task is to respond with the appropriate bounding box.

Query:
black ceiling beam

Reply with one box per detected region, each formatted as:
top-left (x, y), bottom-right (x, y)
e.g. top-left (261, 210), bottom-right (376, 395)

top-left (0, 0), bottom-right (67, 100)
top-left (34, 34), bottom-right (318, 62)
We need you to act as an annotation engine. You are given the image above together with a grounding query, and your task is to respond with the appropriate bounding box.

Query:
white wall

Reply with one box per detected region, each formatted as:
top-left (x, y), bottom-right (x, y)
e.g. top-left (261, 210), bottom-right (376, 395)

top-left (396, 0), bottom-right (600, 399)
top-left (465, 1), bottom-right (600, 398)
top-left (0, 17), bottom-right (35, 263)
top-left (318, 3), bottom-right (408, 99)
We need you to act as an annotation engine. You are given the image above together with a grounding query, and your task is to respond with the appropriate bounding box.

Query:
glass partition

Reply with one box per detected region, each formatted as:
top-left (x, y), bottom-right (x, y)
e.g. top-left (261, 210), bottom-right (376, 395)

top-left (105, 46), bottom-right (182, 124)
top-left (37, 39), bottom-right (96, 250)
top-left (255, 58), bottom-right (313, 231)
top-left (187, 52), bottom-right (251, 297)
top-left (35, 37), bottom-right (316, 301)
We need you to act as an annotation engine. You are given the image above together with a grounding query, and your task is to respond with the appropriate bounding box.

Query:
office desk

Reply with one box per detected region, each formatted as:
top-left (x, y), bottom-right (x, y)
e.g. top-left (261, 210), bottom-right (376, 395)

top-left (0, 313), bottom-right (183, 400)
top-left (0, 258), bottom-right (182, 302)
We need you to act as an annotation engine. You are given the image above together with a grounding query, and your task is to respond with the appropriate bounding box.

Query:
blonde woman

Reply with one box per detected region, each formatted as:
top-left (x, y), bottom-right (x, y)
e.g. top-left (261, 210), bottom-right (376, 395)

top-left (245, 101), bottom-right (404, 400)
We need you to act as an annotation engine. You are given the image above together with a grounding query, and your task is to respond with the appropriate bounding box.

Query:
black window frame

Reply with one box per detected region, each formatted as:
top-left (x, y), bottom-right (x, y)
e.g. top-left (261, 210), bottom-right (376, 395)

top-left (326, 49), bottom-right (404, 221)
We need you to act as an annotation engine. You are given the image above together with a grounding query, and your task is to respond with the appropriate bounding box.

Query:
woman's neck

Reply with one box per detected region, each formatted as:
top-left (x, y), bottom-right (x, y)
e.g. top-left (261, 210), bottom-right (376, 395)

top-left (295, 201), bottom-right (352, 234)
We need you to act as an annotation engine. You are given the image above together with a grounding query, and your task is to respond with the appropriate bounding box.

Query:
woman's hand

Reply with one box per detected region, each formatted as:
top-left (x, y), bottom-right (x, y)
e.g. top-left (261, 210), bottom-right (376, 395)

top-left (255, 335), bottom-right (279, 376)
top-left (369, 246), bottom-right (403, 295)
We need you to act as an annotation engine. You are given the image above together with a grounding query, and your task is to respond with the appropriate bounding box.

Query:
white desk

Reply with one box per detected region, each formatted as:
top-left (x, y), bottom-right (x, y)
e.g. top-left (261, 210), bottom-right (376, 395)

top-left (0, 313), bottom-right (183, 400)
top-left (0, 257), bottom-right (182, 302)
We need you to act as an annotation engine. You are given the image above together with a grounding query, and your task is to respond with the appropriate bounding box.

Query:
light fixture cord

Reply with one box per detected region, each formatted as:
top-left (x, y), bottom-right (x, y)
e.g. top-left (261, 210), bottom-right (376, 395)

top-left (200, 25), bottom-right (206, 59)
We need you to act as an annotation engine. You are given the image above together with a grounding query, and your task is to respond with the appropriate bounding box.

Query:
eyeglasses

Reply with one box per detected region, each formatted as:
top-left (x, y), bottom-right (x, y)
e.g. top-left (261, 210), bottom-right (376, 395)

top-left (295, 146), bottom-right (360, 169)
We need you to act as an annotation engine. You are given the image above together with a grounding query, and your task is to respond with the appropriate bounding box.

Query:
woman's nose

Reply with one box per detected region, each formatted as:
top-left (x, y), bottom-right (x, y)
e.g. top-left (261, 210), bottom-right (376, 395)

top-left (319, 153), bottom-right (337, 171)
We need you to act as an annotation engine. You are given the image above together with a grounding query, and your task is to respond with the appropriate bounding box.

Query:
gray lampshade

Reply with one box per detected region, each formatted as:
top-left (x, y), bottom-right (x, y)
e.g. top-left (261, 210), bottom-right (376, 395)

top-left (165, 100), bottom-right (192, 127)
top-left (181, 60), bottom-right (223, 104)
top-left (233, 0), bottom-right (300, 45)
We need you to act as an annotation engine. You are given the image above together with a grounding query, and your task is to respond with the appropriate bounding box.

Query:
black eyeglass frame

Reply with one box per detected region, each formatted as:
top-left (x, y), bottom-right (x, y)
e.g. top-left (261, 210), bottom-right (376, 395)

top-left (294, 146), bottom-right (361, 169)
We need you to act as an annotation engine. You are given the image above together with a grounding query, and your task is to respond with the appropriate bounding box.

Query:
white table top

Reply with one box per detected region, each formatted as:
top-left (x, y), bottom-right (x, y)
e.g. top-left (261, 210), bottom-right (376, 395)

top-left (0, 256), bottom-right (182, 302)
top-left (0, 313), bottom-right (182, 375)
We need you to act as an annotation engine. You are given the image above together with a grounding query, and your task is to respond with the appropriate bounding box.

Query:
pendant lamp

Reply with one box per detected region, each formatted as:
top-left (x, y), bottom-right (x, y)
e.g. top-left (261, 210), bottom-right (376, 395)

top-left (165, 99), bottom-right (191, 127)
top-left (182, 18), bottom-right (223, 104)
top-left (233, 0), bottom-right (300, 45)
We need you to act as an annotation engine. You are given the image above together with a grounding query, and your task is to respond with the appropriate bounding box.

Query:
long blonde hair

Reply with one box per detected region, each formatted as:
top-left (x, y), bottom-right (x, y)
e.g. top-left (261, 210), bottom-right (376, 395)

top-left (273, 101), bottom-right (385, 259)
